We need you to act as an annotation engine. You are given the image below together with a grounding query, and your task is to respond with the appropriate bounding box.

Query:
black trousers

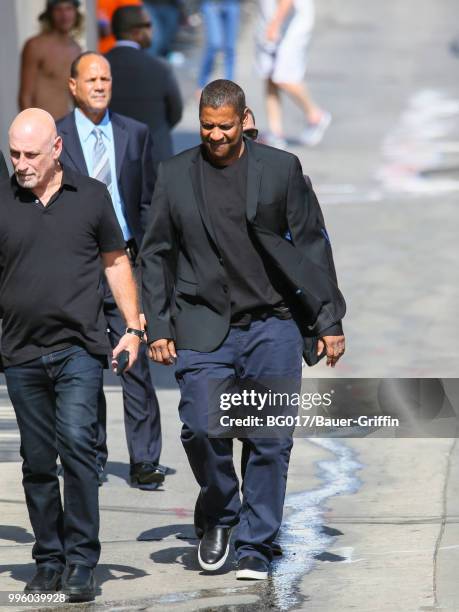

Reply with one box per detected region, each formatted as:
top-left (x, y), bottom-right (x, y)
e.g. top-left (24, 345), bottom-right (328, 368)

top-left (96, 282), bottom-right (162, 467)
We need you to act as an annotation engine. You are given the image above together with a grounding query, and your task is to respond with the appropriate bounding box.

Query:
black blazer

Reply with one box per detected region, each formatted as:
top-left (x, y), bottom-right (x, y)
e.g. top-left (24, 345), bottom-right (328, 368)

top-left (105, 46), bottom-right (183, 164)
top-left (0, 151), bottom-right (8, 181)
top-left (57, 110), bottom-right (155, 247)
top-left (140, 139), bottom-right (346, 365)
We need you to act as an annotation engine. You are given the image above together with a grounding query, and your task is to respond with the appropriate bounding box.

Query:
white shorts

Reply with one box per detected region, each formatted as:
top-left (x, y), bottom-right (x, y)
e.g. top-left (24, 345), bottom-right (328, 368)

top-left (256, 0), bottom-right (315, 83)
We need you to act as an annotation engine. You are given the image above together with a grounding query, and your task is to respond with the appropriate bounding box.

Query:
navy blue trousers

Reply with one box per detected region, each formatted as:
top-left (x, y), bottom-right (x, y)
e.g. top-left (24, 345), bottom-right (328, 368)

top-left (5, 346), bottom-right (103, 569)
top-left (96, 288), bottom-right (162, 467)
top-left (175, 317), bottom-right (303, 563)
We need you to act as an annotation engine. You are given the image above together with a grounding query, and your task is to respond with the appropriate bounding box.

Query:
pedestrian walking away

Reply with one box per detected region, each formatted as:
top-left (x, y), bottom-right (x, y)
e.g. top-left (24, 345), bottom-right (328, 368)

top-left (0, 108), bottom-right (142, 601)
top-left (57, 51), bottom-right (167, 488)
top-left (140, 79), bottom-right (346, 580)
top-left (256, 0), bottom-right (331, 148)
top-left (197, 0), bottom-right (241, 92)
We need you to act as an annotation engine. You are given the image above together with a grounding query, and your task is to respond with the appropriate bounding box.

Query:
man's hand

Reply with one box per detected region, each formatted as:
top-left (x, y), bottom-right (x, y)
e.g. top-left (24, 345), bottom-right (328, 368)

top-left (149, 338), bottom-right (177, 365)
top-left (317, 335), bottom-right (345, 368)
top-left (112, 333), bottom-right (141, 372)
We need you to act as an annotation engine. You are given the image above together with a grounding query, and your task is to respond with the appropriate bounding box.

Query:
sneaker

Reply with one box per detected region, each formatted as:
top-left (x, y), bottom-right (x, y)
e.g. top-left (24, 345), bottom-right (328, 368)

top-left (236, 556), bottom-right (269, 580)
top-left (198, 526), bottom-right (232, 571)
top-left (263, 133), bottom-right (288, 150)
top-left (300, 111), bottom-right (332, 146)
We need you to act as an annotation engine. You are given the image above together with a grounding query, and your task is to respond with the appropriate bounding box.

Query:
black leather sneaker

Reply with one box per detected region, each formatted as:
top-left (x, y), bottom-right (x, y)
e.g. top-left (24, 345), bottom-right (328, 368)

top-left (62, 564), bottom-right (95, 602)
top-left (24, 566), bottom-right (63, 593)
top-left (236, 556), bottom-right (269, 580)
top-left (198, 526), bottom-right (232, 571)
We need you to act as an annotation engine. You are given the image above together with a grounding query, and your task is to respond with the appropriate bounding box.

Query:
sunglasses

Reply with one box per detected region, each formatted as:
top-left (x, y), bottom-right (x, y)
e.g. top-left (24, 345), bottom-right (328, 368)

top-left (244, 128), bottom-right (259, 141)
top-left (134, 21), bottom-right (152, 29)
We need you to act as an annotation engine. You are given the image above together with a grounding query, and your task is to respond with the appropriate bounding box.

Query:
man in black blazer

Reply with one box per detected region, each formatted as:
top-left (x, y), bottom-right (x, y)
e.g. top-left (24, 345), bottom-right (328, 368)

top-left (140, 80), bottom-right (346, 579)
top-left (0, 151), bottom-right (8, 180)
top-left (57, 51), bottom-right (165, 488)
top-left (106, 4), bottom-right (183, 165)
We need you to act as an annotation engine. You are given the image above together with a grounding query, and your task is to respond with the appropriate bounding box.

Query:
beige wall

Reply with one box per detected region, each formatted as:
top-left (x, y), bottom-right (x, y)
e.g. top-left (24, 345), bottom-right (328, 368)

top-left (0, 0), bottom-right (97, 169)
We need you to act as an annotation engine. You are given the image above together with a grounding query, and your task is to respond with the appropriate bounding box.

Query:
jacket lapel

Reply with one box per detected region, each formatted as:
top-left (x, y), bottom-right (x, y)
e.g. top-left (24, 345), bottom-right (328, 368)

top-left (245, 138), bottom-right (262, 222)
top-left (189, 149), bottom-right (220, 249)
top-left (60, 113), bottom-right (89, 175)
top-left (111, 113), bottom-right (128, 182)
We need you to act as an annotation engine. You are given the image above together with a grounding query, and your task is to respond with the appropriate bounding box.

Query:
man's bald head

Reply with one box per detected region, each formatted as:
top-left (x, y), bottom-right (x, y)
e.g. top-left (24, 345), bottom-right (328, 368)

top-left (10, 108), bottom-right (57, 145)
top-left (9, 109), bottom-right (62, 190)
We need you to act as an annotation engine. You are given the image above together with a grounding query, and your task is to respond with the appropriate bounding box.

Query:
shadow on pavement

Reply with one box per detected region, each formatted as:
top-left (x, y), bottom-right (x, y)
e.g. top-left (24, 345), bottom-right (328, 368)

top-left (150, 545), bottom-right (236, 576)
top-left (0, 525), bottom-right (34, 544)
top-left (0, 563), bottom-right (35, 584)
top-left (138, 523), bottom-right (196, 542)
top-left (94, 564), bottom-right (149, 586)
top-left (0, 563), bottom-right (148, 590)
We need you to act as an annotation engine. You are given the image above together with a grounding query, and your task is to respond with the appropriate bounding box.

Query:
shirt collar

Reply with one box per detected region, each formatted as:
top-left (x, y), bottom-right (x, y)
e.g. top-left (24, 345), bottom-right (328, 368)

top-left (74, 108), bottom-right (111, 142)
top-left (12, 164), bottom-right (77, 199)
top-left (115, 40), bottom-right (141, 50)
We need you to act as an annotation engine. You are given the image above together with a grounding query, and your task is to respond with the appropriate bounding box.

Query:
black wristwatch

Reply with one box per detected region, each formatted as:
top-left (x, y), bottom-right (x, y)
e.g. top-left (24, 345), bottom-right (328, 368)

top-left (125, 327), bottom-right (144, 341)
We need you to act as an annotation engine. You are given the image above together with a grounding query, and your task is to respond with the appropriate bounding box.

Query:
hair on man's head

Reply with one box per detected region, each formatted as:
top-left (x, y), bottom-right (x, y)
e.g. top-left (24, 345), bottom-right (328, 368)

top-left (199, 80), bottom-right (246, 118)
top-left (112, 5), bottom-right (145, 40)
top-left (70, 51), bottom-right (106, 78)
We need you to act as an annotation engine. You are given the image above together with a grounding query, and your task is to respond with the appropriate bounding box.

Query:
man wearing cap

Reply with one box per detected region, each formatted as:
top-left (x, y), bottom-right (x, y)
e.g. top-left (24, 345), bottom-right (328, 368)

top-left (19, 0), bottom-right (83, 120)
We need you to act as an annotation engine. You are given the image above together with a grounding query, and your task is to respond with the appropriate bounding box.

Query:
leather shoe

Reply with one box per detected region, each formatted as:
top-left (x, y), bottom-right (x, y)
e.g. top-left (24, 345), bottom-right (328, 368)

top-left (236, 556), bottom-right (269, 580)
top-left (62, 564), bottom-right (95, 602)
top-left (198, 526), bottom-right (232, 571)
top-left (130, 462), bottom-right (165, 486)
top-left (25, 566), bottom-right (63, 593)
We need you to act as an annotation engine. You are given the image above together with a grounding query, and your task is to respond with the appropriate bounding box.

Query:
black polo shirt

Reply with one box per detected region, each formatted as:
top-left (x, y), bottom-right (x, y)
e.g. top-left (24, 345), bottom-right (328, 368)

top-left (0, 166), bottom-right (125, 367)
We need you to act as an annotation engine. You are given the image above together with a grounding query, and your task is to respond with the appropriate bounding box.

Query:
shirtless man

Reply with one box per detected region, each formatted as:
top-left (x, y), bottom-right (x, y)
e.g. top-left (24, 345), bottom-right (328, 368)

top-left (18, 0), bottom-right (82, 120)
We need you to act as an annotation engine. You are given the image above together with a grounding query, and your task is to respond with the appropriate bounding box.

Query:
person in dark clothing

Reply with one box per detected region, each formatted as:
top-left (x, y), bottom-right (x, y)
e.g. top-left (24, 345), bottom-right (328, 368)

top-left (57, 51), bottom-right (165, 488)
top-left (140, 79), bottom-right (346, 580)
top-left (0, 151), bottom-right (8, 180)
top-left (1, 108), bottom-right (142, 601)
top-left (106, 4), bottom-right (183, 164)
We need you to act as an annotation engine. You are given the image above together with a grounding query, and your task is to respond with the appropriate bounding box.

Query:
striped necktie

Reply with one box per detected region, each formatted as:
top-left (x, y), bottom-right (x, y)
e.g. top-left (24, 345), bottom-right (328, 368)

top-left (92, 127), bottom-right (112, 194)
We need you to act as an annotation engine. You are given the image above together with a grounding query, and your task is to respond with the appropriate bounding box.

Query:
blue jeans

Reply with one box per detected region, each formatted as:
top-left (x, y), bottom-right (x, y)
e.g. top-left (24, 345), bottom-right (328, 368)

top-left (198, 0), bottom-right (240, 88)
top-left (145, 3), bottom-right (180, 58)
top-left (175, 317), bottom-right (303, 562)
top-left (5, 346), bottom-right (103, 569)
